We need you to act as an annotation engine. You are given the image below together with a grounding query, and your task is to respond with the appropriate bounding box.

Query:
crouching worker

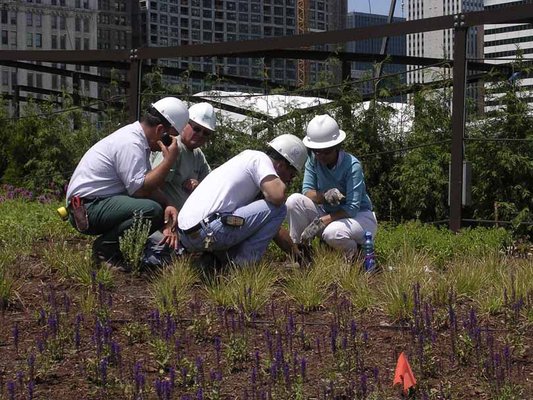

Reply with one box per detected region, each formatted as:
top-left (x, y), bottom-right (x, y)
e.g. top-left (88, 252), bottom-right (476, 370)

top-left (286, 114), bottom-right (377, 263)
top-left (177, 134), bottom-right (307, 266)
top-left (65, 97), bottom-right (189, 268)
top-left (143, 102), bottom-right (216, 266)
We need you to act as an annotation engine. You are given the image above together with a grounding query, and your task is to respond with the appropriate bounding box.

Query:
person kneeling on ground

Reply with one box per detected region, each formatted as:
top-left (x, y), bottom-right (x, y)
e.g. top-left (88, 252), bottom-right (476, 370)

top-left (177, 134), bottom-right (307, 266)
top-left (65, 97), bottom-right (189, 268)
top-left (144, 102), bottom-right (216, 266)
top-left (285, 114), bottom-right (377, 264)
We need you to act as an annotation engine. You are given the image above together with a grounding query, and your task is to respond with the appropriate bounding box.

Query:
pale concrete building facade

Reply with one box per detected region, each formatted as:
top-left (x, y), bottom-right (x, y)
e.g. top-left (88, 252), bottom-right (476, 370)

top-left (405, 0), bottom-right (484, 85)
top-left (0, 0), bottom-right (98, 111)
top-left (484, 0), bottom-right (533, 111)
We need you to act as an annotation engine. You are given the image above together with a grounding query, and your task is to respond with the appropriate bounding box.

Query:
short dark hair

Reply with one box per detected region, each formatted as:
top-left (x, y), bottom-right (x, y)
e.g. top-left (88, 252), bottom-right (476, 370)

top-left (140, 107), bottom-right (171, 129)
top-left (266, 147), bottom-right (295, 170)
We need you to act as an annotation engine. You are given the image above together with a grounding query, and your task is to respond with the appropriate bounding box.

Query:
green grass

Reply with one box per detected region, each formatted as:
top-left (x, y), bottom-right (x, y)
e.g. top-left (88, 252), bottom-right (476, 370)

top-left (150, 257), bottom-right (198, 316)
top-left (42, 241), bottom-right (113, 288)
top-left (0, 199), bottom-right (77, 255)
top-left (0, 250), bottom-right (18, 308)
top-left (204, 262), bottom-right (278, 316)
top-left (283, 265), bottom-right (330, 311)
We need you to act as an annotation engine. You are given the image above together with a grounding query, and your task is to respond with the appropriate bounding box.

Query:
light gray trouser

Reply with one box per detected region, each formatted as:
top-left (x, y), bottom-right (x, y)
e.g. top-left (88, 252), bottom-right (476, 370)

top-left (286, 193), bottom-right (378, 252)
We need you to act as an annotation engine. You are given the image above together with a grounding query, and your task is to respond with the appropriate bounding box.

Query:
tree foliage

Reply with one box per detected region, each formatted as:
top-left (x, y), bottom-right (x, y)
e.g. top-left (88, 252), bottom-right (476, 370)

top-left (0, 62), bottom-right (531, 236)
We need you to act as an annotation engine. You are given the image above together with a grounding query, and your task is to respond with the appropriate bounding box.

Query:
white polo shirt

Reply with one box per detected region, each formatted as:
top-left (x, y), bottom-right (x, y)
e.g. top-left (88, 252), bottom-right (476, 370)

top-left (66, 121), bottom-right (151, 201)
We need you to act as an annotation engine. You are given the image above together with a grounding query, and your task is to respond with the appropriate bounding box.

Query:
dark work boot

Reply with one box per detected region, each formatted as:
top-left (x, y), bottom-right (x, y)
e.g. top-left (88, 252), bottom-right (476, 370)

top-left (92, 236), bottom-right (128, 271)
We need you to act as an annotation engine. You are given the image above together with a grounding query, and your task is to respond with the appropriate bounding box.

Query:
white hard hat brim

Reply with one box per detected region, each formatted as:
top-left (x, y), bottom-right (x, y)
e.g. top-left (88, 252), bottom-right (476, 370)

top-left (191, 119), bottom-right (216, 132)
top-left (303, 129), bottom-right (346, 149)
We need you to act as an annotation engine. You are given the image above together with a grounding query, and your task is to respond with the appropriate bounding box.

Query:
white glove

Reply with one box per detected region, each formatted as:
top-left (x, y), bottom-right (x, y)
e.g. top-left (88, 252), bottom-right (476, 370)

top-left (324, 188), bottom-right (345, 206)
top-left (300, 217), bottom-right (326, 242)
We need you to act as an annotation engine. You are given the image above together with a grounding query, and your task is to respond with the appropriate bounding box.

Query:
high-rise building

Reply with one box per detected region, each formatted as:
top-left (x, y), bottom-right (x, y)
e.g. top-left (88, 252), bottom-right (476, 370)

top-left (96, 0), bottom-right (132, 100)
top-left (484, 0), bottom-right (533, 111)
top-left (0, 0), bottom-right (98, 112)
top-left (138, 0), bottom-right (346, 91)
top-left (405, 0), bottom-right (484, 86)
top-left (346, 11), bottom-right (406, 95)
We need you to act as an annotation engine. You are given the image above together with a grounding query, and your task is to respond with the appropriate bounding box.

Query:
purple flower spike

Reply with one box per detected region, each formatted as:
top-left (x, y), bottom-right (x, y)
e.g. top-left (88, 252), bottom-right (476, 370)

top-left (100, 357), bottom-right (108, 386)
top-left (27, 380), bottom-right (35, 400)
top-left (214, 336), bottom-right (222, 365)
top-left (134, 361), bottom-right (145, 394)
top-left (196, 387), bottom-right (204, 400)
top-left (27, 353), bottom-right (36, 379)
top-left (300, 357), bottom-right (307, 381)
top-left (12, 323), bottom-right (19, 351)
top-left (7, 381), bottom-right (15, 400)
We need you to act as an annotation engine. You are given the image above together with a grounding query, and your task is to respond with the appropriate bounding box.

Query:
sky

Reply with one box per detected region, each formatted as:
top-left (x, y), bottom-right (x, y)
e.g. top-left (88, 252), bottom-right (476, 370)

top-left (347, 0), bottom-right (404, 17)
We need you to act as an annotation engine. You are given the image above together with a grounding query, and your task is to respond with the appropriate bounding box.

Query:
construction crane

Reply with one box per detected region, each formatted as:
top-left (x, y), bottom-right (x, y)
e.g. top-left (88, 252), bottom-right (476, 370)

top-left (297, 0), bottom-right (309, 87)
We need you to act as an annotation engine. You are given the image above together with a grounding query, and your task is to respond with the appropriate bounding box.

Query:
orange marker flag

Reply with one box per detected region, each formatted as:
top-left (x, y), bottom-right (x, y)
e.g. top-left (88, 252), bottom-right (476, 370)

top-left (393, 352), bottom-right (417, 394)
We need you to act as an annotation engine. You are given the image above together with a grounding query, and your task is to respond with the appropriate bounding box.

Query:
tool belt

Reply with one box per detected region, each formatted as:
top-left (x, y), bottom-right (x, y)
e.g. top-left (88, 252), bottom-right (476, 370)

top-left (179, 213), bottom-right (220, 235)
top-left (69, 195), bottom-right (90, 232)
top-left (179, 213), bottom-right (245, 235)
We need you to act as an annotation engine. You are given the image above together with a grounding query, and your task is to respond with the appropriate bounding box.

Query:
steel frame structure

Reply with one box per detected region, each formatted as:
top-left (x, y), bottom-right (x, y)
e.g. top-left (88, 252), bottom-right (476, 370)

top-left (1, 3), bottom-right (533, 230)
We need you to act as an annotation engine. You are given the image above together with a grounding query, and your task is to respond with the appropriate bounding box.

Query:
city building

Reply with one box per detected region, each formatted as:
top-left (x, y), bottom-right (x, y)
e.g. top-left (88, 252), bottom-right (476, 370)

top-left (138, 0), bottom-right (347, 92)
top-left (405, 0), bottom-right (484, 89)
top-left (484, 0), bottom-right (533, 111)
top-left (0, 0), bottom-right (99, 112)
top-left (96, 0), bottom-right (132, 100)
top-left (346, 11), bottom-right (406, 95)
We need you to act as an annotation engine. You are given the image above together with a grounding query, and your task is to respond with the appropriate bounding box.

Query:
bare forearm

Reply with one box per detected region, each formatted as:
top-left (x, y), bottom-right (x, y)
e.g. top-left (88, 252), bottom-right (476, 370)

top-left (305, 189), bottom-right (325, 204)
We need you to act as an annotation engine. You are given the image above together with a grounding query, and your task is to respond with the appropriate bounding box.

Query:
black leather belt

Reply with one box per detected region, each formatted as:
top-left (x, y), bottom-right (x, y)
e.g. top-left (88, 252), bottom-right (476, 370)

top-left (179, 213), bottom-right (220, 235)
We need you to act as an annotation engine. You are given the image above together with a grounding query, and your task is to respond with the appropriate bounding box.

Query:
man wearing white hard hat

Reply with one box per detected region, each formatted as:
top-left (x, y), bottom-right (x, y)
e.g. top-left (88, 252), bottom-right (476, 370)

top-left (144, 102), bottom-right (216, 265)
top-left (177, 134), bottom-right (307, 266)
top-left (66, 97), bottom-right (189, 267)
top-left (286, 114), bottom-right (377, 263)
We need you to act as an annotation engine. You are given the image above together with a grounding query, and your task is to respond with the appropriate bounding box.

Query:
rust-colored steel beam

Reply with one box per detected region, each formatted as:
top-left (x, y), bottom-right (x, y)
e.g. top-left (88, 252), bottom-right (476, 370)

top-left (0, 49), bottom-right (130, 62)
top-left (0, 61), bottom-right (129, 87)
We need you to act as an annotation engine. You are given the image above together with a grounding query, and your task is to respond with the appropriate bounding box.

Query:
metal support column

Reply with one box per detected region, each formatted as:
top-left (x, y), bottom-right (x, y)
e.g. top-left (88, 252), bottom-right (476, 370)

top-left (374, 0), bottom-right (397, 79)
top-left (450, 23), bottom-right (468, 232)
top-left (128, 49), bottom-right (141, 123)
top-left (72, 72), bottom-right (81, 129)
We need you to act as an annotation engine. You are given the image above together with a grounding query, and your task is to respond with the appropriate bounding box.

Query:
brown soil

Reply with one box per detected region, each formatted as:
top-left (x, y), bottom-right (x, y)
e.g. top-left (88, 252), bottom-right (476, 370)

top-left (0, 246), bottom-right (531, 400)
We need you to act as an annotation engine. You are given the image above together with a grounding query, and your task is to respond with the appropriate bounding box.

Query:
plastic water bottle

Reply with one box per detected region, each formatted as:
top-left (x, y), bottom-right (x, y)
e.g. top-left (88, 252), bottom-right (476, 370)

top-left (362, 232), bottom-right (377, 272)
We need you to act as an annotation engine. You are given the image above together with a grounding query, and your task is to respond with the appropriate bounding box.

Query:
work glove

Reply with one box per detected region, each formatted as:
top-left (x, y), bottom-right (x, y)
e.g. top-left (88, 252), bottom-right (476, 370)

top-left (324, 188), bottom-right (345, 206)
top-left (300, 217), bottom-right (326, 242)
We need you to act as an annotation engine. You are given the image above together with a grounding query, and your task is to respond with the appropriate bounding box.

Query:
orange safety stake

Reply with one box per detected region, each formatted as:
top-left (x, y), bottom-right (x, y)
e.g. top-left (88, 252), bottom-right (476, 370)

top-left (393, 352), bottom-right (417, 395)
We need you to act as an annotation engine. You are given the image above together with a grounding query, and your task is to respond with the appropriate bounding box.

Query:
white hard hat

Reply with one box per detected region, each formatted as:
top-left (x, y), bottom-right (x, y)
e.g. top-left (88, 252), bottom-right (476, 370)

top-left (268, 134), bottom-right (308, 172)
top-left (151, 97), bottom-right (189, 133)
top-left (189, 102), bottom-right (216, 132)
top-left (303, 114), bottom-right (346, 149)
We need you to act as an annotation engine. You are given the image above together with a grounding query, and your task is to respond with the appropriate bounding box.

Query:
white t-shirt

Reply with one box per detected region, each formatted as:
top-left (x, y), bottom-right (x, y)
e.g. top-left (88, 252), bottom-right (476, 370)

top-left (178, 150), bottom-right (278, 230)
top-left (67, 121), bottom-right (150, 201)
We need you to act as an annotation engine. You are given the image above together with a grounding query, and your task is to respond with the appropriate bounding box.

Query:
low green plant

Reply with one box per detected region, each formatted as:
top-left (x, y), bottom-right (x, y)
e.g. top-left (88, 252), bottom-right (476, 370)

top-left (206, 262), bottom-right (277, 316)
top-left (150, 258), bottom-right (198, 316)
top-left (283, 266), bottom-right (329, 311)
top-left (376, 243), bottom-right (435, 321)
top-left (337, 263), bottom-right (376, 312)
top-left (225, 334), bottom-right (249, 372)
top-left (204, 273), bottom-right (233, 309)
top-left (122, 321), bottom-right (150, 345)
top-left (119, 211), bottom-right (152, 274)
top-left (150, 338), bottom-right (173, 371)
top-left (43, 241), bottom-right (114, 288)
